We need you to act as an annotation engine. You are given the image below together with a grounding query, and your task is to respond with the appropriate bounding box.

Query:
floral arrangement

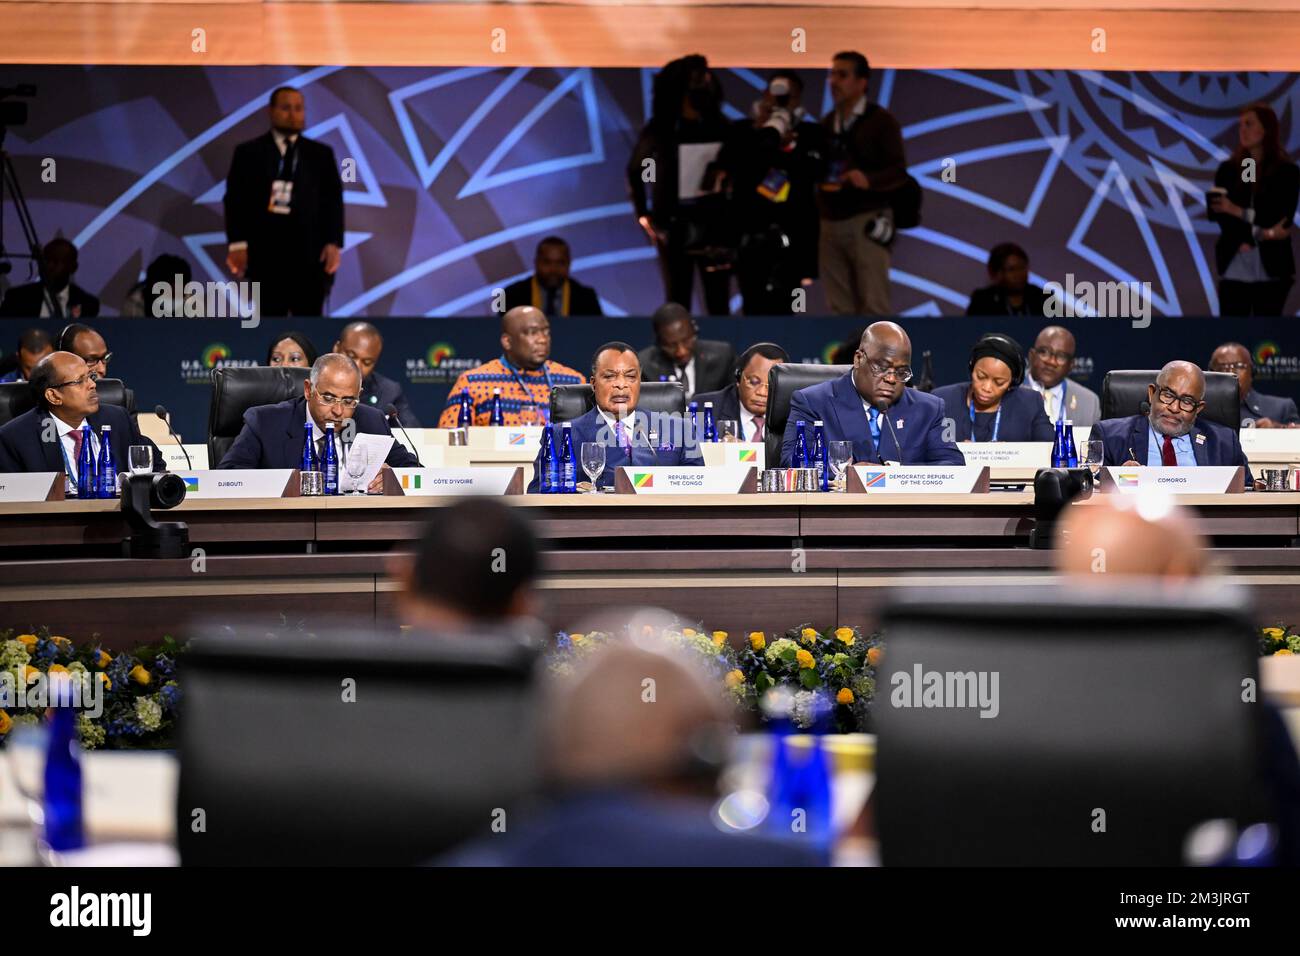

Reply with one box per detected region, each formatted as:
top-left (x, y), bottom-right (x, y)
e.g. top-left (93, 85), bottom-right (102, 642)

top-left (549, 623), bottom-right (884, 733)
top-left (0, 627), bottom-right (182, 750)
top-left (1259, 626), bottom-right (1300, 657)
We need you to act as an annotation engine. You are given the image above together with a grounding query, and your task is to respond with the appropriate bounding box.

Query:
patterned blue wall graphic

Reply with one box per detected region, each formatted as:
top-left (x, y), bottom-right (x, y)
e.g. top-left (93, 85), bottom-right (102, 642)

top-left (2, 65), bottom-right (1299, 316)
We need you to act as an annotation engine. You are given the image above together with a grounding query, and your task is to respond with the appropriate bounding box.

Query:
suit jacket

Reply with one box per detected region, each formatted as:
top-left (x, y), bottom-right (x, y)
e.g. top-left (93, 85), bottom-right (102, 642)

top-left (637, 339), bottom-right (737, 400)
top-left (0, 282), bottom-right (100, 318)
top-left (1026, 375), bottom-right (1102, 428)
top-left (1096, 414), bottom-right (1254, 484)
top-left (223, 132), bottom-right (344, 270)
top-left (1241, 388), bottom-right (1300, 427)
top-left (527, 406), bottom-right (695, 492)
top-left (931, 382), bottom-right (1055, 443)
top-left (359, 371), bottom-right (419, 427)
top-left (0, 404), bottom-right (161, 474)
top-left (502, 276), bottom-right (603, 317)
top-left (964, 284), bottom-right (1048, 317)
top-left (1212, 157), bottom-right (1300, 278)
top-left (217, 397), bottom-right (418, 470)
top-left (691, 383), bottom-right (742, 426)
top-left (781, 374), bottom-right (965, 467)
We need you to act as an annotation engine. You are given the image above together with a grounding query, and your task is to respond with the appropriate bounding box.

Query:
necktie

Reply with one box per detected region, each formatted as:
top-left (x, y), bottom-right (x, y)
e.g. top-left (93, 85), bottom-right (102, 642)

top-left (49, 292), bottom-right (64, 320)
top-left (1042, 389), bottom-right (1055, 421)
top-left (751, 414), bottom-right (765, 441)
top-left (868, 406), bottom-right (881, 445)
top-left (1161, 434), bottom-right (1177, 466)
top-left (615, 420), bottom-right (629, 454)
top-left (545, 288), bottom-right (558, 317)
top-left (68, 429), bottom-right (83, 466)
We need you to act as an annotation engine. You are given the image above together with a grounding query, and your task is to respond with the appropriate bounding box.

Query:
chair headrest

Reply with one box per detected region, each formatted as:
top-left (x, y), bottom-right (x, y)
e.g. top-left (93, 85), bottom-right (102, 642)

top-left (207, 365), bottom-right (311, 465)
top-left (1101, 370), bottom-right (1240, 430)
top-left (550, 382), bottom-right (686, 424)
top-left (764, 364), bottom-right (852, 465)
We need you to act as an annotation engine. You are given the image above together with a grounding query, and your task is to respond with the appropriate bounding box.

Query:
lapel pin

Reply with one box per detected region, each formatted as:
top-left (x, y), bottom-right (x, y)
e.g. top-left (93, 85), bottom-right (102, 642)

top-left (1195, 433), bottom-right (1206, 444)
top-left (895, 419), bottom-right (904, 429)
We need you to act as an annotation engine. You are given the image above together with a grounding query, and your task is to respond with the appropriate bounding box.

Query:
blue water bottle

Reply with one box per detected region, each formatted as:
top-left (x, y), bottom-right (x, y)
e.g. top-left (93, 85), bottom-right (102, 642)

top-left (765, 705), bottom-right (833, 861)
top-left (539, 424), bottom-right (557, 494)
top-left (489, 388), bottom-right (505, 426)
top-left (688, 401), bottom-right (699, 444)
top-left (1051, 418), bottom-right (1065, 468)
top-left (302, 421), bottom-right (318, 473)
top-left (560, 423), bottom-right (577, 494)
top-left (1063, 419), bottom-right (1079, 468)
top-left (702, 401), bottom-right (717, 442)
top-left (76, 423), bottom-right (96, 499)
top-left (794, 420), bottom-right (810, 468)
top-left (322, 422), bottom-right (339, 495)
top-left (813, 420), bottom-right (829, 491)
top-left (95, 425), bottom-right (117, 498)
top-left (457, 391), bottom-right (474, 427)
top-left (43, 677), bottom-right (85, 852)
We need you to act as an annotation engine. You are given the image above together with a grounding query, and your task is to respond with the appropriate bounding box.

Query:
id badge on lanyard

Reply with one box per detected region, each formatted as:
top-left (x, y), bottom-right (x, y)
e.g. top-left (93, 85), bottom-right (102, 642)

top-left (268, 143), bottom-right (297, 215)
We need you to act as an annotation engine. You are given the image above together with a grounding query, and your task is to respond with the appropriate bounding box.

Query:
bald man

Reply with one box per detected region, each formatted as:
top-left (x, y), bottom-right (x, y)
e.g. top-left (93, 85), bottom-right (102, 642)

top-left (1057, 494), bottom-right (1208, 581)
top-left (1209, 341), bottom-right (1300, 429)
top-left (1094, 360), bottom-right (1254, 483)
top-left (780, 320), bottom-right (964, 466)
top-left (442, 637), bottom-right (823, 866)
top-left (437, 306), bottom-right (586, 427)
top-left (1025, 325), bottom-right (1101, 427)
top-left (333, 321), bottom-right (418, 425)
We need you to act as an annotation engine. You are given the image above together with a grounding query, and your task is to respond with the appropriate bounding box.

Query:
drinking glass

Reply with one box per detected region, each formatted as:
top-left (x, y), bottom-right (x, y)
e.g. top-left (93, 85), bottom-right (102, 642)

top-left (718, 420), bottom-right (740, 442)
top-left (519, 404), bottom-right (541, 427)
top-left (345, 445), bottom-right (369, 494)
top-left (829, 441), bottom-right (854, 492)
top-left (1083, 439), bottom-right (1104, 478)
top-left (128, 445), bottom-right (153, 476)
top-left (580, 442), bottom-right (606, 493)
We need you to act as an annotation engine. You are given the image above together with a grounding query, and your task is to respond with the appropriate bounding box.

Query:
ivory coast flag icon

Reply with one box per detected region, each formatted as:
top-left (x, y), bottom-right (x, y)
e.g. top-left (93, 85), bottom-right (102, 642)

top-left (737, 448), bottom-right (756, 462)
top-left (402, 474), bottom-right (422, 490)
top-left (633, 472), bottom-right (653, 488)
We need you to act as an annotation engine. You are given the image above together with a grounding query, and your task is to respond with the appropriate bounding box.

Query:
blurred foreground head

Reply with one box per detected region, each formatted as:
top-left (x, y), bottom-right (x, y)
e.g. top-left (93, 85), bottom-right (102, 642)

top-left (542, 636), bottom-right (728, 795)
top-left (397, 499), bottom-right (540, 630)
top-left (1056, 493), bottom-right (1208, 581)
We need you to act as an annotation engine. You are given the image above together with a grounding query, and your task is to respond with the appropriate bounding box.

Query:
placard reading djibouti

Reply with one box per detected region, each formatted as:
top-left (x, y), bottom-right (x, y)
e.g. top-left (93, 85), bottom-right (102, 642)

top-left (846, 465), bottom-right (991, 493)
top-left (1099, 466), bottom-right (1245, 494)
top-left (171, 470), bottom-right (299, 498)
top-left (615, 466), bottom-right (758, 495)
top-left (388, 466), bottom-right (524, 496)
top-left (0, 472), bottom-right (64, 502)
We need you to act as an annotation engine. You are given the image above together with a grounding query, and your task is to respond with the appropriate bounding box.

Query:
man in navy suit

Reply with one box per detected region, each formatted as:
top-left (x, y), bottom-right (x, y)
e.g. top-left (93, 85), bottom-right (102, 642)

top-left (693, 342), bottom-right (789, 444)
top-left (781, 321), bottom-right (964, 466)
top-left (218, 353), bottom-right (418, 488)
top-left (1210, 342), bottom-right (1300, 429)
top-left (1096, 360), bottom-right (1255, 484)
top-left (0, 352), bottom-right (161, 489)
top-left (528, 341), bottom-right (695, 492)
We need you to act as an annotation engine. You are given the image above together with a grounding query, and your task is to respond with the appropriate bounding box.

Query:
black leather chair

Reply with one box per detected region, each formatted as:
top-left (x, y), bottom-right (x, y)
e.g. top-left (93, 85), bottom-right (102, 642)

top-left (763, 363), bottom-right (850, 466)
top-left (1101, 369), bottom-right (1240, 430)
top-left (550, 381), bottom-right (686, 424)
top-left (208, 366), bottom-right (310, 466)
top-left (0, 377), bottom-right (130, 427)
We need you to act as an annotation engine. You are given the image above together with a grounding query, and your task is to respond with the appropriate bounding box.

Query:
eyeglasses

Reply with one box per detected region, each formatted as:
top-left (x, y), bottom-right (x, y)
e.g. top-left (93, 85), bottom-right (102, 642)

top-left (1031, 346), bottom-right (1074, 363)
top-left (1153, 386), bottom-right (1203, 413)
top-left (84, 352), bottom-right (112, 368)
top-left (315, 390), bottom-right (360, 409)
top-left (741, 375), bottom-right (768, 389)
top-left (866, 362), bottom-right (913, 383)
top-left (50, 373), bottom-right (94, 390)
top-left (1211, 362), bottom-right (1251, 373)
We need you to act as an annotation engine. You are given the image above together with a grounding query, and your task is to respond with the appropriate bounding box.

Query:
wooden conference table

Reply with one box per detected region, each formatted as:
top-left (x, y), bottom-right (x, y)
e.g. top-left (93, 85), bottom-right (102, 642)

top-left (2, 490), bottom-right (1300, 647)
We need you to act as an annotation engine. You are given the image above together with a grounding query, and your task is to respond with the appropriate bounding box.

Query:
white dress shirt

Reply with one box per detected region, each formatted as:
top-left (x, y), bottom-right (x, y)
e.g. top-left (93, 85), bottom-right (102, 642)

top-left (37, 286), bottom-right (71, 319)
top-left (52, 415), bottom-right (100, 494)
top-left (739, 404), bottom-right (759, 441)
top-left (1027, 375), bottom-right (1066, 423)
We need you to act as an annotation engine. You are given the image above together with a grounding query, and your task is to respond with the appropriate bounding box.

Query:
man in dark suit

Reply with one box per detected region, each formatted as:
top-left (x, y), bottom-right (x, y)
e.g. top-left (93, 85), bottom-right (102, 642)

top-left (528, 342), bottom-right (695, 492)
top-left (501, 237), bottom-right (603, 317)
top-left (332, 321), bottom-right (419, 426)
top-left (218, 353), bottom-right (418, 487)
top-left (0, 239), bottom-right (100, 319)
top-left (1096, 360), bottom-right (1254, 484)
top-left (0, 328), bottom-right (53, 384)
top-left (0, 352), bottom-right (161, 490)
top-left (223, 86), bottom-right (344, 317)
top-left (693, 342), bottom-right (789, 443)
top-left (636, 303), bottom-right (735, 401)
top-left (57, 323), bottom-right (137, 419)
top-left (1210, 341), bottom-right (1300, 429)
top-left (781, 321), bottom-right (965, 467)
top-left (965, 242), bottom-right (1048, 317)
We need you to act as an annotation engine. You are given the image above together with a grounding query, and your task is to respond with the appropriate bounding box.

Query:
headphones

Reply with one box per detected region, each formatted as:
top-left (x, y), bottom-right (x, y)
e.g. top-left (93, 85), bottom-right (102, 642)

top-left (734, 343), bottom-right (790, 383)
top-left (968, 333), bottom-right (1025, 388)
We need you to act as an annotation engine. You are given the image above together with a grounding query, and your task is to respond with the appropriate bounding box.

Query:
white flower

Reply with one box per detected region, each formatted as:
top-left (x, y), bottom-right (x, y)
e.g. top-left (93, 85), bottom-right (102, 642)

top-left (134, 696), bottom-right (163, 732)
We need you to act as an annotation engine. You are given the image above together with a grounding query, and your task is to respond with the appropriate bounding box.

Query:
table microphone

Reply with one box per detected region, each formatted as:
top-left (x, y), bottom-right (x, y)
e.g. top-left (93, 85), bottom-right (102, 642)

top-left (875, 400), bottom-right (905, 465)
top-left (154, 405), bottom-right (192, 469)
top-left (385, 405), bottom-right (423, 467)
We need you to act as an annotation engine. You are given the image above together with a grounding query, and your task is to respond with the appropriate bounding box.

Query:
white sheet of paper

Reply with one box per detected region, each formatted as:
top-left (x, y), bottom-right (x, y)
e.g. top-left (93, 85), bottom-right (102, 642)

top-left (678, 142), bottom-right (723, 200)
top-left (345, 433), bottom-right (393, 490)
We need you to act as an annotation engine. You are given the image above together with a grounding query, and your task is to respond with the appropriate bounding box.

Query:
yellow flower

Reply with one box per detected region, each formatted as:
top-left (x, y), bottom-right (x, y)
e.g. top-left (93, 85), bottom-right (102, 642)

top-left (98, 673), bottom-right (111, 690)
top-left (834, 627), bottom-right (855, 646)
top-left (50, 636), bottom-right (71, 648)
top-left (712, 630), bottom-right (728, 647)
top-left (796, 649), bottom-right (815, 669)
top-left (16, 634), bottom-right (37, 648)
top-left (24, 665), bottom-right (40, 682)
top-left (724, 669), bottom-right (745, 688)
top-left (800, 627), bottom-right (818, 644)
top-left (867, 647), bottom-right (883, 668)
top-left (48, 664), bottom-right (68, 675)
top-left (129, 665), bottom-right (152, 686)
top-left (0, 710), bottom-right (11, 736)
top-left (682, 628), bottom-right (697, 638)
top-left (570, 633), bottom-right (585, 645)
top-left (836, 687), bottom-right (855, 705)
top-left (1263, 627), bottom-right (1286, 641)
top-left (96, 650), bottom-right (112, 668)
top-left (748, 631), bottom-right (766, 651)
top-left (1276, 649), bottom-right (1295, 656)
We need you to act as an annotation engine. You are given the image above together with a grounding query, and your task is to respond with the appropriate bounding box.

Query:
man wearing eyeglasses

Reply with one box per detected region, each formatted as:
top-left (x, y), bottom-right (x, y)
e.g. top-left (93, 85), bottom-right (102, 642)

top-left (1096, 360), bottom-right (1254, 482)
top-left (0, 352), bottom-right (161, 484)
top-left (1025, 326), bottom-right (1100, 427)
top-left (57, 323), bottom-right (139, 421)
top-left (692, 342), bottom-right (789, 444)
top-left (780, 321), bottom-right (964, 466)
top-left (217, 353), bottom-right (418, 485)
top-left (1210, 342), bottom-right (1299, 429)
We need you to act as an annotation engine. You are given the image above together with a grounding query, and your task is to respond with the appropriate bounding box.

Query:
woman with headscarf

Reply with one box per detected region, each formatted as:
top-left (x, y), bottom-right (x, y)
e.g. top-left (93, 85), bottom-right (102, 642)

top-left (265, 330), bottom-right (318, 367)
top-left (932, 333), bottom-right (1054, 442)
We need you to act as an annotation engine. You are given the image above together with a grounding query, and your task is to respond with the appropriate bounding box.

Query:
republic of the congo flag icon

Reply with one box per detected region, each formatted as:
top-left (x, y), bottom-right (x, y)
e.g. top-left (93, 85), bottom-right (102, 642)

top-left (633, 472), bottom-right (653, 488)
top-left (737, 448), bottom-right (756, 462)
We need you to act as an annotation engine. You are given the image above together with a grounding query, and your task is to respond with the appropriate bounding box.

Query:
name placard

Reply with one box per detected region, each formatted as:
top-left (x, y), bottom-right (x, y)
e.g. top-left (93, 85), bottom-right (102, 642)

top-left (1240, 428), bottom-right (1300, 461)
top-left (615, 466), bottom-right (758, 495)
top-left (174, 469), bottom-right (299, 498)
top-left (847, 465), bottom-right (991, 494)
top-left (956, 442), bottom-right (1053, 472)
top-left (0, 472), bottom-right (64, 502)
top-left (386, 466), bottom-right (524, 496)
top-left (1100, 466), bottom-right (1245, 494)
top-left (465, 425), bottom-right (545, 450)
top-left (160, 445), bottom-right (210, 472)
top-left (699, 441), bottom-right (766, 471)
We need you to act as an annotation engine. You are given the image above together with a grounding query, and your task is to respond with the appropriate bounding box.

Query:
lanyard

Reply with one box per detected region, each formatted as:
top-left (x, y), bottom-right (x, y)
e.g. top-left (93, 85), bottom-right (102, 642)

top-left (56, 425), bottom-right (95, 492)
top-left (500, 355), bottom-right (553, 407)
top-left (276, 138), bottom-right (299, 180)
top-left (968, 398), bottom-right (1002, 443)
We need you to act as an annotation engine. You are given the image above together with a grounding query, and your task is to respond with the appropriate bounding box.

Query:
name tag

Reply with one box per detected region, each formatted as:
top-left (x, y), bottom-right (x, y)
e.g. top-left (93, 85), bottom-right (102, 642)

top-left (847, 465), bottom-right (991, 493)
top-left (160, 445), bottom-right (210, 471)
top-left (615, 466), bottom-right (757, 495)
top-left (0, 472), bottom-right (64, 501)
top-left (387, 466), bottom-right (523, 496)
top-left (268, 179), bottom-right (293, 214)
top-left (174, 469), bottom-right (298, 498)
top-left (699, 441), bottom-right (765, 471)
top-left (1100, 466), bottom-right (1245, 494)
top-left (957, 442), bottom-right (1053, 478)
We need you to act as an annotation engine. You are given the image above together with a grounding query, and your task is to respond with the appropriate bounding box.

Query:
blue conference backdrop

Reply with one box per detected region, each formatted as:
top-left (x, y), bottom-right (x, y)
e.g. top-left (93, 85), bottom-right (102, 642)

top-left (1, 316), bottom-right (1296, 442)
top-left (2, 66), bottom-right (1300, 317)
